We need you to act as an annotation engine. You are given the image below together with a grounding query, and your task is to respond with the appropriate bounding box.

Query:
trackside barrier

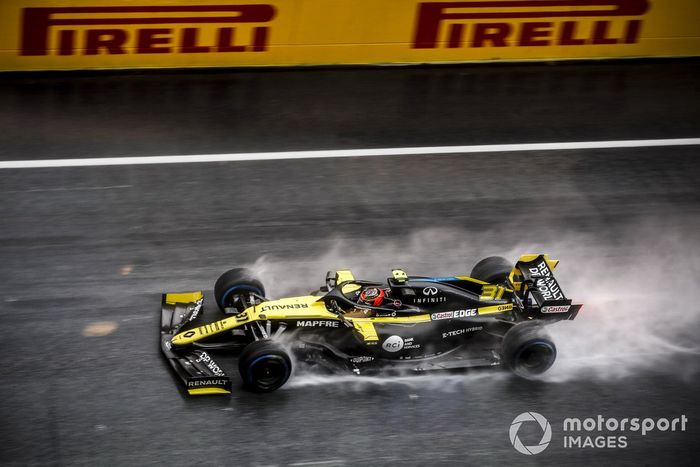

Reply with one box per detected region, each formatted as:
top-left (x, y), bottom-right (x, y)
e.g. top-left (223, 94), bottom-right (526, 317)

top-left (1, 0), bottom-right (698, 71)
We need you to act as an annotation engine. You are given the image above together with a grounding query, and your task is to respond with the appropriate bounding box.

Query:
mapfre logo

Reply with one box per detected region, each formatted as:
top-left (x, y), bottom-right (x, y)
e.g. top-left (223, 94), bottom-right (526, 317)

top-left (412, 0), bottom-right (650, 49)
top-left (20, 4), bottom-right (276, 56)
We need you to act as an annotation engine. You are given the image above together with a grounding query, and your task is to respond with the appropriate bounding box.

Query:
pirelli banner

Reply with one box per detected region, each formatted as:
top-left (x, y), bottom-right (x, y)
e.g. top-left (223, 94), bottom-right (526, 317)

top-left (2, 0), bottom-right (699, 71)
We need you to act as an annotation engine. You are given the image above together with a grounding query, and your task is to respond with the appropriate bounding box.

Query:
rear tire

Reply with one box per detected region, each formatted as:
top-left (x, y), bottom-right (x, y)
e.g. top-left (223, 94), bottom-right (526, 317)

top-left (214, 268), bottom-right (265, 312)
top-left (239, 340), bottom-right (292, 392)
top-left (501, 322), bottom-right (556, 379)
top-left (470, 256), bottom-right (513, 284)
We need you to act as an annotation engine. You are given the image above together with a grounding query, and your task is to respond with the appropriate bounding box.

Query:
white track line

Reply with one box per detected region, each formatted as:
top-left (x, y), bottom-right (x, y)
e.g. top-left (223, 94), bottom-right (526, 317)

top-left (1, 138), bottom-right (698, 169)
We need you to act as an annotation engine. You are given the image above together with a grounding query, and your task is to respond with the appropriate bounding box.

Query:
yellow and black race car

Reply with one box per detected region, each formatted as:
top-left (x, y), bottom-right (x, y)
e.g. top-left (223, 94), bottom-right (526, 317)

top-left (161, 255), bottom-right (581, 395)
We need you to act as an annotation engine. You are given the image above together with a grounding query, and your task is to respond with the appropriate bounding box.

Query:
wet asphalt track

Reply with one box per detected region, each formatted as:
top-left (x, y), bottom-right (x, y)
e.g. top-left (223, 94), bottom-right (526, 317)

top-left (1, 61), bottom-right (699, 466)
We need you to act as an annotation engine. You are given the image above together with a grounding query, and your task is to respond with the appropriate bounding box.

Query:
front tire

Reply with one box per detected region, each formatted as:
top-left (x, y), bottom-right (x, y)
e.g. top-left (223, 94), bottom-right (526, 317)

top-left (238, 340), bottom-right (292, 392)
top-left (501, 322), bottom-right (557, 379)
top-left (214, 268), bottom-right (265, 312)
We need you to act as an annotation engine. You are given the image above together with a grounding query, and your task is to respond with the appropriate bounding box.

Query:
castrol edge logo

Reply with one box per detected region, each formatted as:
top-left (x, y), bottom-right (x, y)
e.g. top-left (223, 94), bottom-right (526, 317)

top-left (412, 0), bottom-right (650, 49)
top-left (20, 4), bottom-right (276, 56)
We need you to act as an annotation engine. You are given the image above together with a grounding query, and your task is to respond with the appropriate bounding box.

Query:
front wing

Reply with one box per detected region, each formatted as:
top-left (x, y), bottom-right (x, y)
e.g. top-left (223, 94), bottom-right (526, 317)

top-left (161, 292), bottom-right (232, 395)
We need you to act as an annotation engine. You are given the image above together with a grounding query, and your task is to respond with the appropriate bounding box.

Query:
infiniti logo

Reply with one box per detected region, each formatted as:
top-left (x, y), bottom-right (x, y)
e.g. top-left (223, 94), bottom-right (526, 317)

top-left (510, 412), bottom-right (552, 455)
top-left (423, 287), bottom-right (438, 296)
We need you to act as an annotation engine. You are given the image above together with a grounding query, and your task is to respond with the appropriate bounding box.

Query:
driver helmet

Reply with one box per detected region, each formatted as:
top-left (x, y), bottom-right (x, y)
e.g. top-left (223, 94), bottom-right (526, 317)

top-left (359, 287), bottom-right (386, 307)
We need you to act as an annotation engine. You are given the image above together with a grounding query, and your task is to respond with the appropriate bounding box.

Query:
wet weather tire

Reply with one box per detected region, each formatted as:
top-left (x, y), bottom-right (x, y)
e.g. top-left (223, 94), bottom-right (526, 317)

top-left (214, 268), bottom-right (265, 312)
top-left (501, 323), bottom-right (556, 379)
top-left (470, 256), bottom-right (514, 284)
top-left (239, 340), bottom-right (292, 392)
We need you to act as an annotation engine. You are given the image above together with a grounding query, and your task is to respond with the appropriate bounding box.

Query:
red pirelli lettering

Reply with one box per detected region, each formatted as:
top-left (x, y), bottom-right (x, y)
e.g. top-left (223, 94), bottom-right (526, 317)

top-left (85, 29), bottom-right (127, 55)
top-left (20, 4), bottom-right (276, 56)
top-left (412, 0), bottom-right (649, 49)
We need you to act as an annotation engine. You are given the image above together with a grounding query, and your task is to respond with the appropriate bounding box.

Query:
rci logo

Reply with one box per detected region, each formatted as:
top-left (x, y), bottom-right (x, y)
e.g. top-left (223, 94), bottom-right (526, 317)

top-left (382, 335), bottom-right (404, 352)
top-left (509, 412), bottom-right (552, 455)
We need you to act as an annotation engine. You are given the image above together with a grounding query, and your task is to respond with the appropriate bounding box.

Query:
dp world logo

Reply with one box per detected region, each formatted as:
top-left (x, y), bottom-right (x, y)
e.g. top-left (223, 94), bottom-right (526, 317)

top-left (509, 412), bottom-right (552, 455)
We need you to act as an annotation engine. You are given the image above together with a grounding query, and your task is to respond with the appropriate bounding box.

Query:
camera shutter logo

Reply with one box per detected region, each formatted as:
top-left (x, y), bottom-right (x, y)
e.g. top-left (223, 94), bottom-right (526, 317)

top-left (509, 412), bottom-right (552, 455)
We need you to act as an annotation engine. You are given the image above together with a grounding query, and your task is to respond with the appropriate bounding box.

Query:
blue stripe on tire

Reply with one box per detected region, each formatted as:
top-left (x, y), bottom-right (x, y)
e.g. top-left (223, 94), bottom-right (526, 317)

top-left (514, 340), bottom-right (556, 372)
top-left (246, 355), bottom-right (290, 385)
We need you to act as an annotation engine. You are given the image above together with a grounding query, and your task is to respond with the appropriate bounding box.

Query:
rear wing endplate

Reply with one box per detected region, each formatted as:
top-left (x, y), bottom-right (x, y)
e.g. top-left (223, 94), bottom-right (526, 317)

top-left (514, 255), bottom-right (581, 319)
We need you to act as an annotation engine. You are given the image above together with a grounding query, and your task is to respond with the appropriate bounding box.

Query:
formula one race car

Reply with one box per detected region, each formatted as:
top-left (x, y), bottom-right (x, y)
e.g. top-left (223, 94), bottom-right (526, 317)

top-left (161, 255), bottom-right (581, 395)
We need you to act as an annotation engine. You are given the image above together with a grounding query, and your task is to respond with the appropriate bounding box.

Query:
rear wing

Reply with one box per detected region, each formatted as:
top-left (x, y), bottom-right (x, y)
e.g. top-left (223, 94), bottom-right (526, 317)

top-left (510, 255), bottom-right (581, 320)
top-left (161, 292), bottom-right (232, 395)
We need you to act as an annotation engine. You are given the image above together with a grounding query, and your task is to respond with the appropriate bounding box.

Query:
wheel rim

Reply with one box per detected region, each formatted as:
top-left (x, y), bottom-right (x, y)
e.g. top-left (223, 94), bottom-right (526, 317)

top-left (247, 355), bottom-right (290, 390)
top-left (514, 341), bottom-right (555, 375)
top-left (221, 285), bottom-right (263, 310)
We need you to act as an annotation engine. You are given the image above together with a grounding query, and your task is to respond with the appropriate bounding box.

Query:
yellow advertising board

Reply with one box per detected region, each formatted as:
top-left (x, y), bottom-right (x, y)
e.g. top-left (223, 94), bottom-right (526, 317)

top-left (1, 0), bottom-right (698, 71)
